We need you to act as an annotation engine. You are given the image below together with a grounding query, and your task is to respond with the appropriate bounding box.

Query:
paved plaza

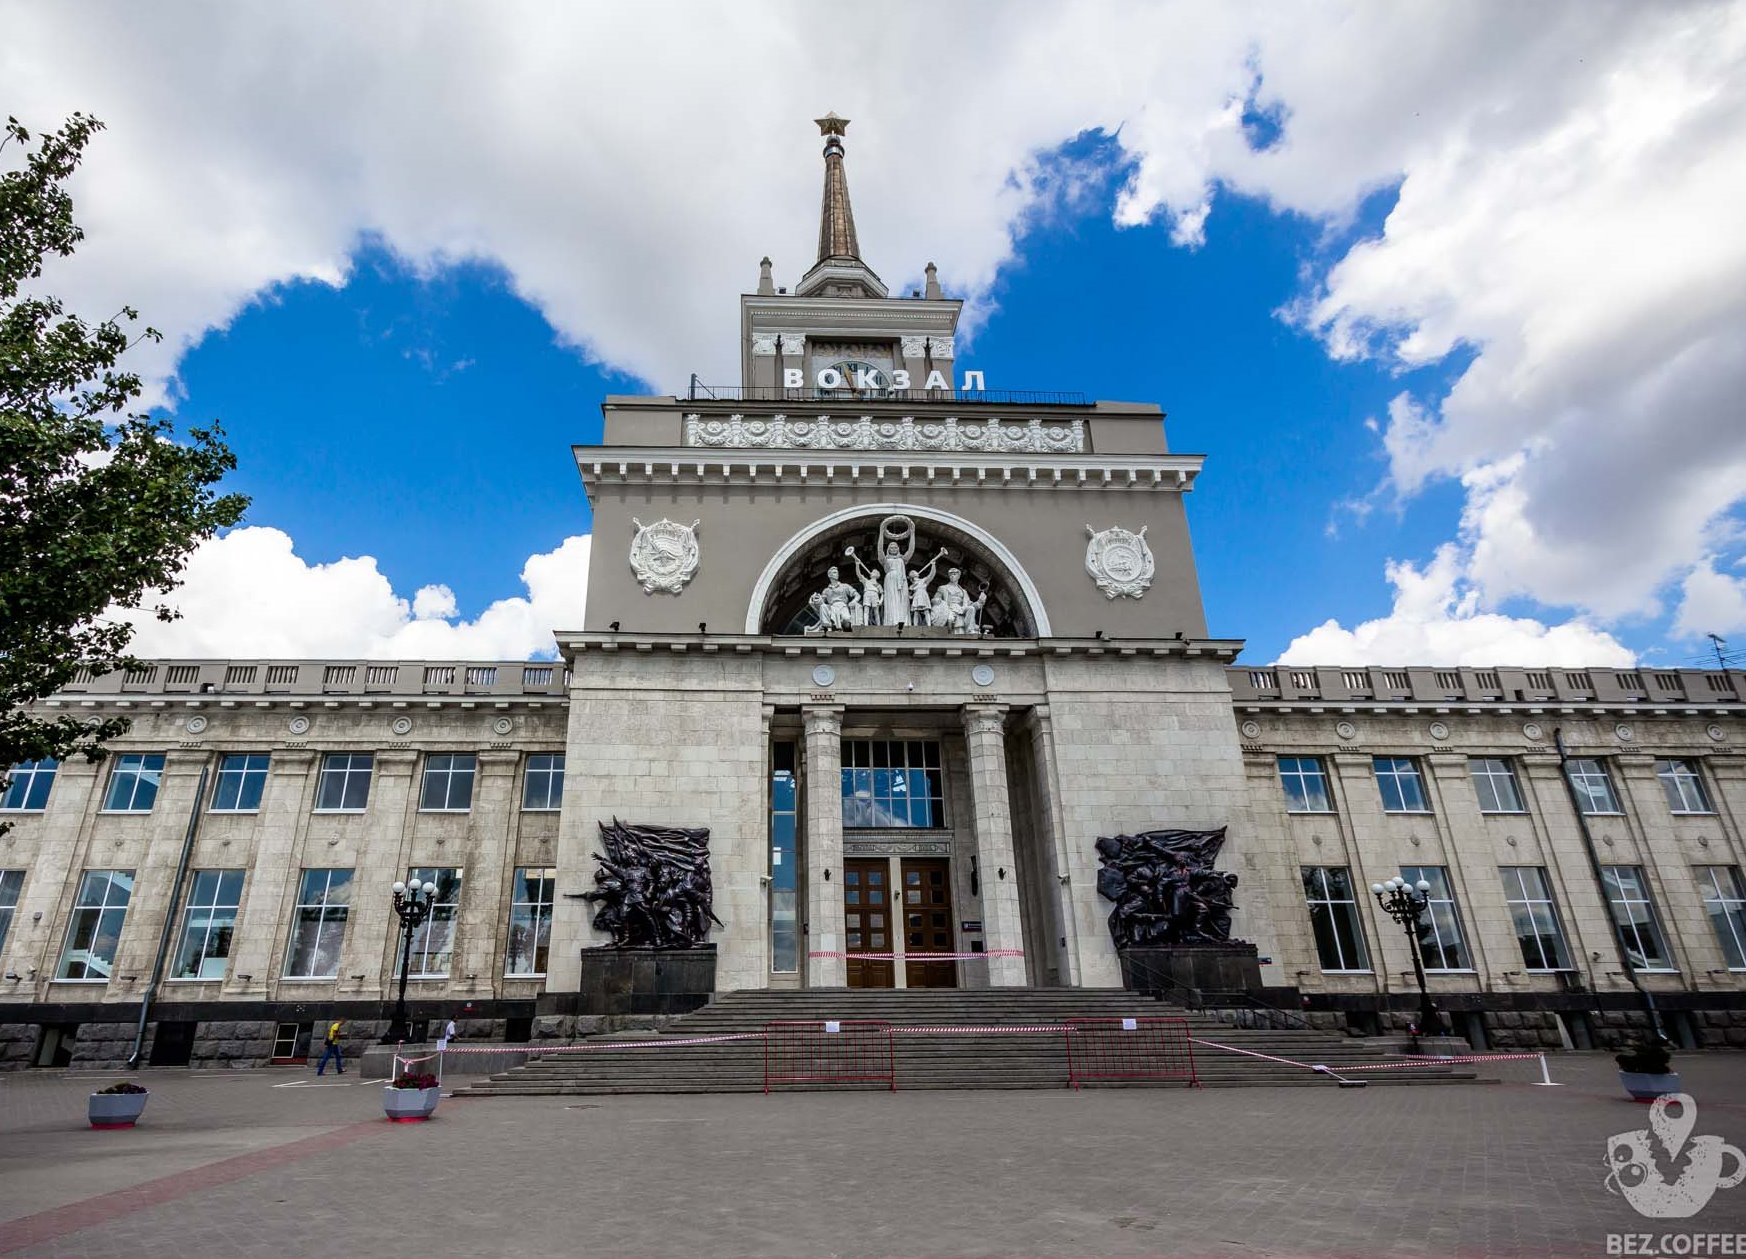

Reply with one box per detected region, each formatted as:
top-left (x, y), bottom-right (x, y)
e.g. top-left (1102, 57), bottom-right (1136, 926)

top-left (1, 1053), bottom-right (1744, 1257)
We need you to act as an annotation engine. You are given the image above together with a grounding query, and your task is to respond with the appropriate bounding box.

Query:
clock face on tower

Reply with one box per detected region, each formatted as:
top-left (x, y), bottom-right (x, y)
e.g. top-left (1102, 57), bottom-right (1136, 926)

top-left (828, 359), bottom-right (892, 394)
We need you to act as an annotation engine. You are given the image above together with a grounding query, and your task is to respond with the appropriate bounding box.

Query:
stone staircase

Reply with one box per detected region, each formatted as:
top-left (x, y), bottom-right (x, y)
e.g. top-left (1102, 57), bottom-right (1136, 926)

top-left (459, 990), bottom-right (1482, 1095)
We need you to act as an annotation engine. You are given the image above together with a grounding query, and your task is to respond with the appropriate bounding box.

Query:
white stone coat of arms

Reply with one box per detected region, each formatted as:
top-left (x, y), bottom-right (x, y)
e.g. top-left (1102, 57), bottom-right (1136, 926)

top-left (629, 518), bottom-right (701, 594)
top-left (1085, 524), bottom-right (1155, 599)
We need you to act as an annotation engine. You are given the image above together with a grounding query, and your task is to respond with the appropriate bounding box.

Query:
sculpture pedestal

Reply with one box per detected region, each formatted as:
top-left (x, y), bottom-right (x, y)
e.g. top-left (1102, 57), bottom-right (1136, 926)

top-left (1120, 943), bottom-right (1263, 997)
top-left (567, 945), bottom-right (717, 1016)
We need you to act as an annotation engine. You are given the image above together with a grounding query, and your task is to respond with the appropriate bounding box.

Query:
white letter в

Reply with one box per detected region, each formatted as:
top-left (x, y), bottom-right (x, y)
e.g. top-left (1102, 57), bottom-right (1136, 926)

top-left (783, 367), bottom-right (804, 388)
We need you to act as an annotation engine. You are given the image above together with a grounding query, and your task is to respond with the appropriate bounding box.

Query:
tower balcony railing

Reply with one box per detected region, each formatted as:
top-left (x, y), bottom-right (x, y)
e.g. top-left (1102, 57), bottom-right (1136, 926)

top-left (684, 382), bottom-right (1089, 407)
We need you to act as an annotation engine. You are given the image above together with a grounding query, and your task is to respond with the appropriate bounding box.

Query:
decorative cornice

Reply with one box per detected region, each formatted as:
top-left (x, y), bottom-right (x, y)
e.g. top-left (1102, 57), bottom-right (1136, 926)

top-left (685, 413), bottom-right (1083, 454)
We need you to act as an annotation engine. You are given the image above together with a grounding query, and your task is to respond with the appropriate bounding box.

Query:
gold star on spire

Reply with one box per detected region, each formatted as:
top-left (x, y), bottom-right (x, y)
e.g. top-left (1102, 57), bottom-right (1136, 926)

top-left (814, 112), bottom-right (850, 137)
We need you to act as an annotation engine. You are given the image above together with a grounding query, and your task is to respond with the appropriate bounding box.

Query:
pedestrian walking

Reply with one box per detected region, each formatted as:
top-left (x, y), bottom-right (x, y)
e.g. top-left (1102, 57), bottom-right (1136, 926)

top-left (315, 1018), bottom-right (345, 1075)
top-left (436, 1018), bottom-right (455, 1052)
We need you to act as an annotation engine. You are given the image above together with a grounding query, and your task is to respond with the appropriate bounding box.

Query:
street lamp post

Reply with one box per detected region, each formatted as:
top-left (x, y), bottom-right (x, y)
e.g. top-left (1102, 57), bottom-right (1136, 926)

top-left (383, 879), bottom-right (437, 1043)
top-left (1371, 875), bottom-right (1448, 1040)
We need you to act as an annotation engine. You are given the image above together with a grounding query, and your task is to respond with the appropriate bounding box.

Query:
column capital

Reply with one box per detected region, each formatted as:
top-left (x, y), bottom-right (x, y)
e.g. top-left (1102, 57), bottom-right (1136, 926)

top-left (962, 704), bottom-right (1009, 738)
top-left (803, 705), bottom-right (844, 737)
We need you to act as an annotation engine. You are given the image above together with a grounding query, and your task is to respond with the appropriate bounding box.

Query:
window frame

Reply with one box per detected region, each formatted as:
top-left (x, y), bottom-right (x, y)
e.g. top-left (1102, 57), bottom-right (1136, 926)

top-left (0, 869), bottom-right (25, 957)
top-left (55, 869), bottom-right (135, 981)
top-left (1565, 757), bottom-right (1623, 815)
top-left (1374, 756), bottom-right (1433, 814)
top-left (1655, 759), bottom-right (1714, 815)
top-left (101, 754), bottom-right (166, 814)
top-left (505, 867), bottom-right (556, 978)
top-left (840, 739), bottom-right (946, 830)
top-left (1301, 865), bottom-right (1371, 972)
top-left (1696, 865), bottom-right (1746, 971)
top-left (1499, 865), bottom-right (1573, 972)
top-left (397, 866), bottom-right (463, 978)
top-left (1401, 865), bottom-right (1472, 971)
top-left (419, 753), bottom-right (477, 813)
top-left (1279, 757), bottom-right (1335, 814)
top-left (521, 753), bottom-right (565, 812)
top-left (1, 759), bottom-right (59, 812)
top-left (1600, 864), bottom-right (1676, 972)
top-left (210, 753), bottom-right (271, 813)
top-left (1469, 757), bottom-right (1527, 814)
top-left (313, 752), bottom-right (374, 813)
top-left (282, 868), bottom-right (354, 980)
top-left (170, 869), bottom-right (245, 981)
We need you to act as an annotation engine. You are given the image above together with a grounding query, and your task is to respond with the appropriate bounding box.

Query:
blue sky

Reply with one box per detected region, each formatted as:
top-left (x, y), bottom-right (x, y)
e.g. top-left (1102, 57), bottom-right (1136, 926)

top-left (10, 3), bottom-right (1743, 666)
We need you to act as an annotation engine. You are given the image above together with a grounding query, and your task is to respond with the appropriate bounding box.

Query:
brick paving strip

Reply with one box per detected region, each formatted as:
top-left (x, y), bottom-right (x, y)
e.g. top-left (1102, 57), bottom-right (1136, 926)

top-left (0, 1118), bottom-right (389, 1254)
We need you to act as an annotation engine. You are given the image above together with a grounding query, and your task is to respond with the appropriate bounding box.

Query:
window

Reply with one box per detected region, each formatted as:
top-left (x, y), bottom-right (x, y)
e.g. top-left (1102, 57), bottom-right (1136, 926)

top-left (1601, 865), bottom-right (1674, 971)
top-left (522, 753), bottom-right (565, 811)
top-left (283, 868), bottom-right (353, 979)
top-left (1401, 866), bottom-right (1470, 970)
top-left (1656, 760), bottom-right (1713, 814)
top-left (419, 753), bottom-right (476, 811)
top-left (211, 753), bottom-right (270, 812)
top-left (1500, 867), bottom-right (1572, 971)
top-left (2, 760), bottom-right (58, 811)
top-left (102, 754), bottom-right (165, 812)
top-left (1697, 866), bottom-right (1746, 970)
top-left (1566, 758), bottom-right (1622, 814)
top-left (841, 740), bottom-right (944, 828)
top-left (1374, 757), bottom-right (1431, 813)
top-left (398, 866), bottom-right (462, 978)
top-left (1279, 757), bottom-right (1333, 813)
top-left (55, 870), bottom-right (134, 979)
top-left (769, 743), bottom-right (798, 973)
top-left (506, 867), bottom-right (555, 976)
top-left (314, 753), bottom-right (373, 811)
top-left (0, 870), bottom-right (24, 955)
top-left (1301, 866), bottom-right (1369, 971)
top-left (171, 870), bottom-right (244, 980)
top-left (1470, 758), bottom-right (1526, 814)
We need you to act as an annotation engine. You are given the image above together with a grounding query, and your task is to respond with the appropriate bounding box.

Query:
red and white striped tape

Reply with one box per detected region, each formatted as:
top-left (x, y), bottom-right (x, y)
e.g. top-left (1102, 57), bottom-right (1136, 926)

top-left (1334, 1051), bottom-right (1549, 1071)
top-left (437, 1032), bottom-right (764, 1055)
top-left (805, 949), bottom-right (1024, 960)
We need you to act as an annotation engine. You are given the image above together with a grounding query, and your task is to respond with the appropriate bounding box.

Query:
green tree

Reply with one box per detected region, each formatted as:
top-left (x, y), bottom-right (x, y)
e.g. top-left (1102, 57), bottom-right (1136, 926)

top-left (1, 114), bottom-right (247, 821)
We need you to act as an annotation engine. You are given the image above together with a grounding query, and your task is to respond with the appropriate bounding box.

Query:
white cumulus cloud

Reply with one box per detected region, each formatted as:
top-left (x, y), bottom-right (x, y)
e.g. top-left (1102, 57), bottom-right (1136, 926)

top-left (113, 528), bottom-right (590, 660)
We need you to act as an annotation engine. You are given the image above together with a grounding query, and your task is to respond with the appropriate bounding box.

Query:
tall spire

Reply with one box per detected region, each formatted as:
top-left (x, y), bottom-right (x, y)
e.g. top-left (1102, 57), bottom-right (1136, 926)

top-left (814, 112), bottom-right (860, 263)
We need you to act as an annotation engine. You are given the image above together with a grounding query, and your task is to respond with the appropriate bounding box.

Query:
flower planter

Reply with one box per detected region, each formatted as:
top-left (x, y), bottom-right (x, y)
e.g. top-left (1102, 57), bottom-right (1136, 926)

top-left (88, 1091), bottom-right (149, 1129)
top-left (1619, 1070), bottom-right (1683, 1103)
top-left (382, 1085), bottom-right (441, 1122)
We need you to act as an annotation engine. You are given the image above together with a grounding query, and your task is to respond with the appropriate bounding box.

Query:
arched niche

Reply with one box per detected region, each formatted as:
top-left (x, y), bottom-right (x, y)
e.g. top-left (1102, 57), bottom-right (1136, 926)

top-left (745, 503), bottom-right (1052, 637)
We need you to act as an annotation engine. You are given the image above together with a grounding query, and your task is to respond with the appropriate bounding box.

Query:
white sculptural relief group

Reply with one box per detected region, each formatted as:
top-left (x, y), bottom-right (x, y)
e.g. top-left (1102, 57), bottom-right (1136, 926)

top-left (807, 514), bottom-right (988, 635)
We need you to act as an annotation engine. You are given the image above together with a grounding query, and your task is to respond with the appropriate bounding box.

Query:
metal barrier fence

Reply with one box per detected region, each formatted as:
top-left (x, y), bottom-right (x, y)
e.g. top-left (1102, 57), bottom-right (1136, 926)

top-left (763, 1020), bottom-right (896, 1093)
top-left (1065, 1016), bottom-right (1199, 1089)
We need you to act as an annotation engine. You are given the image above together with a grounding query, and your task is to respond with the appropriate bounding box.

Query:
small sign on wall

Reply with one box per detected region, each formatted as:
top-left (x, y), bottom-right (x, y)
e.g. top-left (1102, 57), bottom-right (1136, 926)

top-left (960, 920), bottom-right (983, 933)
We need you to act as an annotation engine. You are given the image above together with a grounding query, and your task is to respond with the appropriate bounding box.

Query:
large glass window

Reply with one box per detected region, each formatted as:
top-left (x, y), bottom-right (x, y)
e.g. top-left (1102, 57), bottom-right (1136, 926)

top-left (1601, 865), bottom-right (1674, 971)
top-left (841, 740), bottom-right (944, 828)
top-left (0, 870), bottom-right (24, 955)
top-left (522, 753), bottom-right (565, 811)
top-left (1279, 757), bottom-right (1334, 813)
top-left (506, 867), bottom-right (555, 976)
top-left (397, 866), bottom-right (463, 977)
top-left (1656, 760), bottom-right (1714, 814)
top-left (55, 870), bottom-right (134, 979)
top-left (1302, 866), bottom-right (1369, 971)
top-left (1470, 757), bottom-right (1526, 814)
top-left (769, 742), bottom-right (798, 973)
top-left (419, 753), bottom-right (476, 811)
top-left (1566, 758), bottom-right (1622, 815)
top-left (1500, 866), bottom-right (1572, 971)
top-left (211, 753), bottom-right (270, 812)
top-left (1400, 865), bottom-right (1470, 969)
top-left (102, 754), bottom-right (165, 812)
top-left (1697, 866), bottom-right (1746, 970)
top-left (1374, 757), bottom-right (1432, 813)
top-left (171, 869), bottom-right (244, 980)
top-left (2, 759), bottom-right (58, 811)
top-left (314, 753), bottom-right (373, 812)
top-left (283, 868), bottom-right (353, 979)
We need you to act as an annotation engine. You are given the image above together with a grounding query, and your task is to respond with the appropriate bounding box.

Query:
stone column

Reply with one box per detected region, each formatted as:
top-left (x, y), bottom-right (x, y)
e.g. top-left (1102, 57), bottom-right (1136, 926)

top-left (1021, 706), bottom-right (1081, 986)
top-left (963, 704), bottom-right (1027, 987)
top-left (803, 706), bottom-right (846, 987)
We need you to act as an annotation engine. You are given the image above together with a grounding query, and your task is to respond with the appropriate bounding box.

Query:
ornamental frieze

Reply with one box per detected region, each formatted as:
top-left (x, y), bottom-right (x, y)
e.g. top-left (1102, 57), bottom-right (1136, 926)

top-left (683, 413), bottom-right (1084, 454)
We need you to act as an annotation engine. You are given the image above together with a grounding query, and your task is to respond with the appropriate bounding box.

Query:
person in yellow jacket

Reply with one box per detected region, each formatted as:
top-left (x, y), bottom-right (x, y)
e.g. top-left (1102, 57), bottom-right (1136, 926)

top-left (316, 1019), bottom-right (345, 1075)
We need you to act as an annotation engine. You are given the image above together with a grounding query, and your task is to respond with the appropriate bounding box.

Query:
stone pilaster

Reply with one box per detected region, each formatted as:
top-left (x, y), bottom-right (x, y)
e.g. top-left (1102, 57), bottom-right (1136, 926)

top-left (803, 707), bottom-right (846, 987)
top-left (1021, 706), bottom-right (1081, 986)
top-left (963, 704), bottom-right (1027, 986)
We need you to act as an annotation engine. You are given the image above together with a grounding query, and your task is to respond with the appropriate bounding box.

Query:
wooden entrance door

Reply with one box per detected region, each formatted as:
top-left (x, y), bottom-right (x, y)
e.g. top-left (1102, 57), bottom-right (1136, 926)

top-left (902, 859), bottom-right (957, 988)
top-left (843, 859), bottom-right (893, 988)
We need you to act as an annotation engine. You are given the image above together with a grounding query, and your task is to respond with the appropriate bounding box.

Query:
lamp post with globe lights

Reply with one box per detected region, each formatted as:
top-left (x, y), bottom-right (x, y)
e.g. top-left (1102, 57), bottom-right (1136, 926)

top-left (383, 879), bottom-right (437, 1043)
top-left (1371, 875), bottom-right (1447, 1039)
